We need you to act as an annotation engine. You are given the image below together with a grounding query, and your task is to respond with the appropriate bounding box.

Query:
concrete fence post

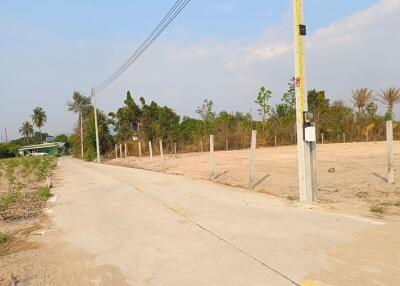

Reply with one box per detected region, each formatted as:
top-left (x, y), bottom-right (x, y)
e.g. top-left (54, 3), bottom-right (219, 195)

top-left (120, 144), bottom-right (123, 158)
top-left (225, 139), bottom-right (229, 151)
top-left (159, 140), bottom-right (164, 160)
top-left (200, 140), bottom-right (203, 152)
top-left (274, 135), bottom-right (277, 147)
top-left (138, 142), bottom-right (142, 158)
top-left (249, 130), bottom-right (257, 190)
top-left (387, 120), bottom-right (394, 184)
top-left (124, 142), bottom-right (127, 158)
top-left (209, 135), bottom-right (215, 180)
top-left (149, 141), bottom-right (153, 161)
top-left (115, 144), bottom-right (118, 159)
top-left (343, 133), bottom-right (346, 143)
top-left (174, 143), bottom-right (177, 155)
top-left (321, 133), bottom-right (324, 144)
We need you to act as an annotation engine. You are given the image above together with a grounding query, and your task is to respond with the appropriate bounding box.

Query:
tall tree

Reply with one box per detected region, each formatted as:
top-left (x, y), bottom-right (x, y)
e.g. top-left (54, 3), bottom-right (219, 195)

top-left (19, 121), bottom-right (34, 145)
top-left (196, 99), bottom-right (216, 135)
top-left (379, 87), bottom-right (400, 120)
top-left (351, 88), bottom-right (375, 116)
top-left (31, 106), bottom-right (47, 143)
top-left (67, 91), bottom-right (92, 158)
top-left (255, 87), bottom-right (272, 122)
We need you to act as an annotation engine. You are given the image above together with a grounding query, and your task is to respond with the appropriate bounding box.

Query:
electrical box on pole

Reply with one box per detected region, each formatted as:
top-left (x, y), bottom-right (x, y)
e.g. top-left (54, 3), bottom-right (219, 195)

top-left (293, 0), bottom-right (317, 203)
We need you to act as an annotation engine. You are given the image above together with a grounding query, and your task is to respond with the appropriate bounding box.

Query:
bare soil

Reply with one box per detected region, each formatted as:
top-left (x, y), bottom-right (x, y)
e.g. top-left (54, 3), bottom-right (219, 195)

top-left (107, 141), bottom-right (400, 220)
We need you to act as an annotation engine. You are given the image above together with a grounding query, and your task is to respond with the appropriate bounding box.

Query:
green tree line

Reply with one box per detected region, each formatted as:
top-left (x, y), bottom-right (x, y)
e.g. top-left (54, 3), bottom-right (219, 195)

top-left (68, 80), bottom-right (400, 160)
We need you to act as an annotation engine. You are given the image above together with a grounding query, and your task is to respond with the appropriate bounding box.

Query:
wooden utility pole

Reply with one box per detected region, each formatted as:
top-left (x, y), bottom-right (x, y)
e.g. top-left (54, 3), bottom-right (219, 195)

top-left (249, 130), bottom-right (257, 190)
top-left (386, 120), bottom-right (394, 184)
top-left (92, 87), bottom-right (101, 164)
top-left (293, 0), bottom-right (316, 203)
top-left (209, 135), bottom-right (215, 180)
top-left (149, 141), bottom-right (153, 160)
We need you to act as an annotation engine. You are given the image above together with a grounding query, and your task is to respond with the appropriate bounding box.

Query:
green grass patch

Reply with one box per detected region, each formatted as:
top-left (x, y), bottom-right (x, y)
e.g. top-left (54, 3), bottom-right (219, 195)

top-left (0, 192), bottom-right (22, 210)
top-left (0, 232), bottom-right (11, 244)
top-left (34, 187), bottom-right (52, 201)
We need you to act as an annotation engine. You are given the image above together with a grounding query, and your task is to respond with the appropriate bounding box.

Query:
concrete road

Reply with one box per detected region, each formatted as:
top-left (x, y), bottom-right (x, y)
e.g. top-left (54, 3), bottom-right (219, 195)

top-left (49, 157), bottom-right (397, 285)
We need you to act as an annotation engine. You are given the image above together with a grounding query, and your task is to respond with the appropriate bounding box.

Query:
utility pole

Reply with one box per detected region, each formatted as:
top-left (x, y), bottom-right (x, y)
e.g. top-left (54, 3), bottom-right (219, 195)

top-left (293, 0), bottom-right (317, 203)
top-left (92, 87), bottom-right (101, 164)
top-left (4, 127), bottom-right (8, 143)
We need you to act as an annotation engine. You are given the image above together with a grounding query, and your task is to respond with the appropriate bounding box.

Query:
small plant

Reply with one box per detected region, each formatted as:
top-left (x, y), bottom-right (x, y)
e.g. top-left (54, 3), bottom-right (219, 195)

top-left (369, 205), bottom-right (385, 214)
top-left (34, 187), bottom-right (52, 201)
top-left (0, 192), bottom-right (22, 210)
top-left (287, 195), bottom-right (298, 201)
top-left (0, 232), bottom-right (11, 244)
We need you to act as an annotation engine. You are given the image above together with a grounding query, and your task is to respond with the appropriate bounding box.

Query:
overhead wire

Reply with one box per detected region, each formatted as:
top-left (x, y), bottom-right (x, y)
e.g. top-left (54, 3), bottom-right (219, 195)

top-left (95, 0), bottom-right (191, 93)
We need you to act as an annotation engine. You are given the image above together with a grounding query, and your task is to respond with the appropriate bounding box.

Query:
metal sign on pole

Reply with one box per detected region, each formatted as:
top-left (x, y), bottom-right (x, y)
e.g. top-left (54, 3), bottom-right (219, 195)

top-left (92, 87), bottom-right (101, 164)
top-left (293, 0), bottom-right (317, 203)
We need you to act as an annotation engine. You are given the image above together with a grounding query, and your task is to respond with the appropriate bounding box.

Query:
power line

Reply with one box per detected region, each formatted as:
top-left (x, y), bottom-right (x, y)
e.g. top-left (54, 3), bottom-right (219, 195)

top-left (95, 0), bottom-right (191, 93)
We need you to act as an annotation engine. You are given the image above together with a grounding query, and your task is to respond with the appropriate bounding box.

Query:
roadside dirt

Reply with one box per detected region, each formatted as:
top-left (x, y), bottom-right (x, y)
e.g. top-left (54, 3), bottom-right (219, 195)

top-left (107, 141), bottom-right (400, 220)
top-left (0, 217), bottom-right (128, 286)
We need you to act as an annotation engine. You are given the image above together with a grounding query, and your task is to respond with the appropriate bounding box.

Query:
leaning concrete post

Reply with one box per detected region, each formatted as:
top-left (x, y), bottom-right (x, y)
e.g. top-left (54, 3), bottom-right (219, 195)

top-left (115, 144), bottom-right (118, 159)
top-left (149, 141), bottom-right (153, 160)
top-left (119, 144), bottom-right (123, 158)
top-left (159, 140), bottom-right (164, 160)
top-left (209, 135), bottom-right (215, 180)
top-left (138, 142), bottom-right (142, 158)
top-left (386, 120), bottom-right (394, 184)
top-left (249, 130), bottom-right (257, 190)
top-left (321, 133), bottom-right (324, 144)
top-left (124, 142), bottom-right (127, 158)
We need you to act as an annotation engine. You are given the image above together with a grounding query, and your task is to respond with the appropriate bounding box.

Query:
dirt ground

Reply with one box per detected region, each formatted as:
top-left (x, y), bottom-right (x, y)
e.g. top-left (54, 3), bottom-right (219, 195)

top-left (107, 141), bottom-right (400, 220)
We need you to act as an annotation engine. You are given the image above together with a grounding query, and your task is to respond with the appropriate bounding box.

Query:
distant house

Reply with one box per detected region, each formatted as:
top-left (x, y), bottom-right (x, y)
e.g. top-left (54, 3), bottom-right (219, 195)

top-left (18, 142), bottom-right (66, 157)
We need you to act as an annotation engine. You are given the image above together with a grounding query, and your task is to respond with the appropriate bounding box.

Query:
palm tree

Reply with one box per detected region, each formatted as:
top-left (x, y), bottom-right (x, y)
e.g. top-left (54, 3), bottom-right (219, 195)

top-left (19, 121), bottom-right (34, 145)
top-left (379, 87), bottom-right (400, 120)
top-left (351, 88), bottom-right (375, 115)
top-left (31, 106), bottom-right (47, 143)
top-left (67, 91), bottom-right (91, 158)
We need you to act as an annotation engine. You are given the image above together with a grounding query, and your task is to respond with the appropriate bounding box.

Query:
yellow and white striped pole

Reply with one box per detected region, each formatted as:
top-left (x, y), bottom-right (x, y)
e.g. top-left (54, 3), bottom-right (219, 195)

top-left (293, 0), bottom-right (317, 203)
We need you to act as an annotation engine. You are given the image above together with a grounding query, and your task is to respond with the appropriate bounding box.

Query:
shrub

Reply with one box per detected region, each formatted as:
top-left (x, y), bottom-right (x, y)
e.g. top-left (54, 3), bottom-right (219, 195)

top-left (0, 192), bottom-right (22, 210)
top-left (34, 187), bottom-right (52, 201)
top-left (83, 147), bottom-right (97, 161)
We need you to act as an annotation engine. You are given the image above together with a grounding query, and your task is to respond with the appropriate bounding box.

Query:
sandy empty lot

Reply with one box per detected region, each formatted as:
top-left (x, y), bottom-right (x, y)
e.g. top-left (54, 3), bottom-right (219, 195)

top-left (108, 141), bottom-right (400, 220)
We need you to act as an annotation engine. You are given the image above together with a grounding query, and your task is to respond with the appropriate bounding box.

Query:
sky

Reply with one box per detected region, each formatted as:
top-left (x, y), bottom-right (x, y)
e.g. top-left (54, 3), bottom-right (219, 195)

top-left (1, 0), bottom-right (399, 140)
